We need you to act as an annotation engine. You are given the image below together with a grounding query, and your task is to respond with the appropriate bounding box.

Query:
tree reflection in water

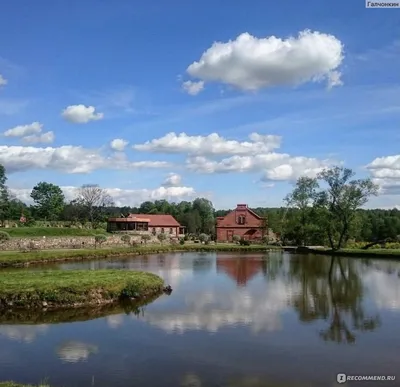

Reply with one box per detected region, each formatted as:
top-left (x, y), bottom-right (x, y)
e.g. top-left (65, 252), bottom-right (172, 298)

top-left (289, 255), bottom-right (380, 344)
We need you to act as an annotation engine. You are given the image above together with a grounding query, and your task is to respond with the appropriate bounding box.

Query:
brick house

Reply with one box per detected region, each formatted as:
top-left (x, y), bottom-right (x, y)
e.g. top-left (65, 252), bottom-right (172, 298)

top-left (107, 214), bottom-right (185, 237)
top-left (216, 204), bottom-right (266, 242)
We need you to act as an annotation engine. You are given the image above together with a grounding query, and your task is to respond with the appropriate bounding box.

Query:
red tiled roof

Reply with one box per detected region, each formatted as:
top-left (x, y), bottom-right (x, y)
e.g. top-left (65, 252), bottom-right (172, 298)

top-left (127, 214), bottom-right (181, 227)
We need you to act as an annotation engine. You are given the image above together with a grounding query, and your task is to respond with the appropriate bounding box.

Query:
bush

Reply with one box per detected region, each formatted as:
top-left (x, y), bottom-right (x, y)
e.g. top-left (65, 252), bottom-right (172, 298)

top-left (184, 234), bottom-right (189, 241)
top-left (141, 234), bottom-right (151, 244)
top-left (0, 231), bottom-right (10, 244)
top-left (94, 234), bottom-right (107, 248)
top-left (239, 238), bottom-right (250, 246)
top-left (232, 235), bottom-right (240, 243)
top-left (199, 233), bottom-right (209, 243)
top-left (157, 233), bottom-right (167, 244)
top-left (121, 234), bottom-right (131, 245)
top-left (179, 238), bottom-right (185, 245)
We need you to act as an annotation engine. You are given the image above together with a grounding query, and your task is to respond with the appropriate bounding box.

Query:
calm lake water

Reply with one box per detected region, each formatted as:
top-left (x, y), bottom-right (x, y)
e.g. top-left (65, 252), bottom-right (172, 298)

top-left (1, 252), bottom-right (400, 387)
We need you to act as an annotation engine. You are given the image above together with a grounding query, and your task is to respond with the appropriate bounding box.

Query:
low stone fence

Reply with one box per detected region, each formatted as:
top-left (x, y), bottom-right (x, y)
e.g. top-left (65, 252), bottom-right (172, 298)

top-left (0, 234), bottom-right (163, 251)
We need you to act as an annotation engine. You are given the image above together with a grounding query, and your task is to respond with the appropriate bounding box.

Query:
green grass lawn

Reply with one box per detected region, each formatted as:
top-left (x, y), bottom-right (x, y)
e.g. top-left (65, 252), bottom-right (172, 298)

top-left (5, 227), bottom-right (105, 237)
top-left (0, 269), bottom-right (164, 308)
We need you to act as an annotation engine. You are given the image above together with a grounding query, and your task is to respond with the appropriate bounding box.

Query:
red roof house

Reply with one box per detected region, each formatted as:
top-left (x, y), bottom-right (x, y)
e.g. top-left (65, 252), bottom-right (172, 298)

top-left (107, 213), bottom-right (184, 236)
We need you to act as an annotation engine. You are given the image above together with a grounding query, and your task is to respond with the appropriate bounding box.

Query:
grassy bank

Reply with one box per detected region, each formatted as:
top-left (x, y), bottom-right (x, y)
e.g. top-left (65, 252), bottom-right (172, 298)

top-left (0, 270), bottom-right (164, 308)
top-left (0, 244), bottom-right (273, 267)
top-left (5, 227), bottom-right (104, 237)
top-left (309, 248), bottom-right (400, 259)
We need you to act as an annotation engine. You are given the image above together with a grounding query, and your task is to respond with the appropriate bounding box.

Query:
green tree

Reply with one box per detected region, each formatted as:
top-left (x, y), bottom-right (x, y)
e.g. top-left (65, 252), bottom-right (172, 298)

top-left (0, 164), bottom-right (9, 226)
top-left (30, 182), bottom-right (65, 221)
top-left (192, 198), bottom-right (215, 235)
top-left (316, 167), bottom-right (378, 250)
top-left (284, 177), bottom-right (319, 246)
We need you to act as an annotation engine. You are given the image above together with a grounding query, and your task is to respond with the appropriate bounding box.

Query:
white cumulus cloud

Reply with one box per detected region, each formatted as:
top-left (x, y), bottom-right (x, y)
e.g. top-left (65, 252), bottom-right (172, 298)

top-left (186, 153), bottom-right (334, 182)
top-left (182, 80), bottom-right (204, 96)
top-left (0, 74), bottom-right (7, 86)
top-left (4, 121), bottom-right (43, 137)
top-left (133, 132), bottom-right (281, 155)
top-left (110, 138), bottom-right (129, 151)
top-left (366, 154), bottom-right (400, 195)
top-left (61, 104), bottom-right (104, 123)
top-left (11, 185), bottom-right (196, 207)
top-left (162, 173), bottom-right (182, 187)
top-left (22, 131), bottom-right (55, 144)
top-left (186, 29), bottom-right (344, 91)
top-left (0, 144), bottom-right (171, 174)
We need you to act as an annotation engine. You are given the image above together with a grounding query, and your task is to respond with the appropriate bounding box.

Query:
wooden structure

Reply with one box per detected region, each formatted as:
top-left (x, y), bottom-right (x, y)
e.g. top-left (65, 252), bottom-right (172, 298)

top-left (216, 204), bottom-right (266, 242)
top-left (107, 213), bottom-right (185, 237)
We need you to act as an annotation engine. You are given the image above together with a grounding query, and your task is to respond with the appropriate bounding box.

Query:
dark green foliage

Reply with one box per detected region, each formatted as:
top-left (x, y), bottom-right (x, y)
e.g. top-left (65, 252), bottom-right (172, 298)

top-left (179, 238), bottom-right (185, 245)
top-left (30, 182), bottom-right (65, 221)
top-left (0, 231), bottom-right (10, 243)
top-left (239, 238), bottom-right (251, 246)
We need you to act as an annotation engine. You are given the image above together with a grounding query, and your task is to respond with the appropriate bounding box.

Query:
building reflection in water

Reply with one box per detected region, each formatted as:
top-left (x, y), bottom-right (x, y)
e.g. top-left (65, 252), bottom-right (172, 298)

top-left (217, 255), bottom-right (264, 286)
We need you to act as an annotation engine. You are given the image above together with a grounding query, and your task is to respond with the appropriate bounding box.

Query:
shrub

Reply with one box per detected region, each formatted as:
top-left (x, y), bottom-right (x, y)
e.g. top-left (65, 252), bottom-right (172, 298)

top-left (131, 240), bottom-right (139, 248)
top-left (141, 234), bottom-right (151, 244)
top-left (121, 234), bottom-right (131, 245)
top-left (232, 235), bottom-right (240, 243)
top-left (199, 233), bottom-right (209, 243)
top-left (0, 231), bottom-right (10, 244)
top-left (239, 237), bottom-right (250, 246)
top-left (184, 234), bottom-right (189, 241)
top-left (157, 233), bottom-right (167, 244)
top-left (179, 238), bottom-right (185, 245)
top-left (94, 234), bottom-right (107, 248)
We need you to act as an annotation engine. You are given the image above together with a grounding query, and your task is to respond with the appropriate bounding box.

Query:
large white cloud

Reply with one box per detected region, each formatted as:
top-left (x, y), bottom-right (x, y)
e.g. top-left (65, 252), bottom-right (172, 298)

top-left (0, 145), bottom-right (170, 174)
top-left (0, 74), bottom-right (7, 86)
top-left (133, 132), bottom-right (281, 155)
top-left (366, 155), bottom-right (400, 195)
top-left (186, 153), bottom-right (334, 182)
top-left (11, 184), bottom-right (196, 206)
top-left (110, 138), bottom-right (129, 151)
top-left (61, 104), bottom-right (104, 123)
top-left (186, 30), bottom-right (344, 91)
top-left (4, 121), bottom-right (43, 137)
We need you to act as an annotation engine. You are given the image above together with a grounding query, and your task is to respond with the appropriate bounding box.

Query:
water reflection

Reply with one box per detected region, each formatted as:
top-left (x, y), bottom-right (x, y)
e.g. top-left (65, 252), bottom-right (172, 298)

top-left (1, 252), bottom-right (400, 386)
top-left (0, 324), bottom-right (48, 343)
top-left (289, 256), bottom-right (380, 344)
top-left (56, 340), bottom-right (98, 363)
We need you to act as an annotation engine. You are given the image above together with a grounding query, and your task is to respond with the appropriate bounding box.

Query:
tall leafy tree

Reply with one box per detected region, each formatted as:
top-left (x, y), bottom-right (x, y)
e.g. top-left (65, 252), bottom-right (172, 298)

top-left (315, 166), bottom-right (378, 250)
top-left (30, 182), bottom-right (65, 221)
top-left (0, 164), bottom-right (10, 226)
top-left (284, 177), bottom-right (319, 246)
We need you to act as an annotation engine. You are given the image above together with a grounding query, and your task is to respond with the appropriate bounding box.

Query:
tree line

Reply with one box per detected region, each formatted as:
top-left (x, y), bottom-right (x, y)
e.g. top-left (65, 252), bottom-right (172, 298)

top-left (1, 163), bottom-right (400, 246)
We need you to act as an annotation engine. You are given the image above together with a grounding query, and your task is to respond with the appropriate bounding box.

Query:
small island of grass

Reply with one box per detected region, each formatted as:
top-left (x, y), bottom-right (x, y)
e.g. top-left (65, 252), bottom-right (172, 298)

top-left (0, 270), bottom-right (164, 309)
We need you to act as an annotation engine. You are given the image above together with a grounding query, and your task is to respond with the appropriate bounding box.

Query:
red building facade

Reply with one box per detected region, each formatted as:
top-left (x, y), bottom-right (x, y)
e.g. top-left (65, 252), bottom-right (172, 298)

top-left (216, 204), bottom-right (266, 242)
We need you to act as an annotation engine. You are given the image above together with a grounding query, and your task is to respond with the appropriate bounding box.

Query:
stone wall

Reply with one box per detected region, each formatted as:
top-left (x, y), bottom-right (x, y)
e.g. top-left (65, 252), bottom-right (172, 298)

top-left (0, 234), bottom-right (167, 251)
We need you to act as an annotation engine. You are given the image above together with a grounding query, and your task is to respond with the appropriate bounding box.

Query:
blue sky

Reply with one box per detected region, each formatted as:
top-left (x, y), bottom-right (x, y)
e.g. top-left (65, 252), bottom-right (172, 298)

top-left (0, 0), bottom-right (399, 209)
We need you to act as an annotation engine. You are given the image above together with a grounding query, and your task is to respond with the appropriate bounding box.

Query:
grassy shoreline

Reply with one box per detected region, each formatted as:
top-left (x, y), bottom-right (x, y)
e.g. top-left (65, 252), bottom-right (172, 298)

top-left (0, 270), bottom-right (164, 309)
top-left (309, 248), bottom-right (400, 259)
top-left (0, 244), bottom-right (273, 267)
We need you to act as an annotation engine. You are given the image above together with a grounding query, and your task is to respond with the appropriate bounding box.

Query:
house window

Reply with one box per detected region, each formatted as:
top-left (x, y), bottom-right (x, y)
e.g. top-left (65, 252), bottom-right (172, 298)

top-left (161, 228), bottom-right (165, 233)
top-left (152, 228), bottom-right (156, 235)
top-left (170, 228), bottom-right (173, 234)
top-left (238, 215), bottom-right (245, 225)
